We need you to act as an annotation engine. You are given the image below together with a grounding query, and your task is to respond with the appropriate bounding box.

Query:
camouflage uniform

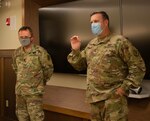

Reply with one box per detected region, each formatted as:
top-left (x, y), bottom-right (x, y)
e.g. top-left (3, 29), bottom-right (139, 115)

top-left (67, 34), bottom-right (146, 121)
top-left (12, 44), bottom-right (53, 121)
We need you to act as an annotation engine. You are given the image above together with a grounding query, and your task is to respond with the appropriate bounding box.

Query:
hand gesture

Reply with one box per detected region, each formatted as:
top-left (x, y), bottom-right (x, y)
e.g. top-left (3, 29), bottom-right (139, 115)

top-left (70, 35), bottom-right (81, 51)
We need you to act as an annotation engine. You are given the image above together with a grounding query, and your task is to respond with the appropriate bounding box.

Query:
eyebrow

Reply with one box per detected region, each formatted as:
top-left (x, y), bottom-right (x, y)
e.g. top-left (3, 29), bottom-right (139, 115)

top-left (19, 36), bottom-right (31, 38)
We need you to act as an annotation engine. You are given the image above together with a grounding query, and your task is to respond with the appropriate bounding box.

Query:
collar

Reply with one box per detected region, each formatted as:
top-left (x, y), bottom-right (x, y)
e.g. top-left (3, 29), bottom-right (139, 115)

top-left (96, 33), bottom-right (113, 44)
top-left (21, 44), bottom-right (36, 54)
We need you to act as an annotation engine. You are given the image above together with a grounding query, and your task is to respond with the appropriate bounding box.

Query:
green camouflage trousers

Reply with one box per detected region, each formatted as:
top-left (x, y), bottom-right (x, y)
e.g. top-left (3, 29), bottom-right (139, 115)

top-left (16, 94), bottom-right (44, 121)
top-left (90, 93), bottom-right (128, 121)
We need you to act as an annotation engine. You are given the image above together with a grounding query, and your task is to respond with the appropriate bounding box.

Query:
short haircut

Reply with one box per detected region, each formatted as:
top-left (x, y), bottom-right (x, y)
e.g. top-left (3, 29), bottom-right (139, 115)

top-left (90, 11), bottom-right (109, 22)
top-left (18, 26), bottom-right (33, 37)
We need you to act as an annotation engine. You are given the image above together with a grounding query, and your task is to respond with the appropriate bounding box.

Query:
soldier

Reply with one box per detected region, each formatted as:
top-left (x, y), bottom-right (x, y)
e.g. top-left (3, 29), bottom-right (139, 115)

top-left (67, 11), bottom-right (146, 121)
top-left (12, 26), bottom-right (53, 121)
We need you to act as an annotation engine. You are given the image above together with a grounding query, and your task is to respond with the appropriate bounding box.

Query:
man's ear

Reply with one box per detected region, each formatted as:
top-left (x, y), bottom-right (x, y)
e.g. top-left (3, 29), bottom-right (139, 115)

top-left (104, 19), bottom-right (109, 26)
top-left (30, 37), bottom-right (34, 43)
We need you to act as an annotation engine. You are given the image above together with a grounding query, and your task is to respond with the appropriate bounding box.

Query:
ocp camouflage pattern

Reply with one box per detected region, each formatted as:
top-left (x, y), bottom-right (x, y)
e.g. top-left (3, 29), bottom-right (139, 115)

top-left (68, 34), bottom-right (146, 103)
top-left (12, 44), bottom-right (53, 96)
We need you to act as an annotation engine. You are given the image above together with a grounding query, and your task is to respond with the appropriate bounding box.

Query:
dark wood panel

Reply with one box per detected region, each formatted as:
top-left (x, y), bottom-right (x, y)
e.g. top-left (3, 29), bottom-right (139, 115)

top-left (4, 58), bottom-right (17, 120)
top-left (128, 98), bottom-right (150, 121)
top-left (0, 50), bottom-right (15, 117)
top-left (24, 0), bottom-right (40, 44)
top-left (0, 50), bottom-right (17, 120)
top-left (0, 58), bottom-right (4, 117)
top-left (44, 110), bottom-right (90, 121)
top-left (0, 50), bottom-right (14, 57)
top-left (0, 116), bottom-right (17, 121)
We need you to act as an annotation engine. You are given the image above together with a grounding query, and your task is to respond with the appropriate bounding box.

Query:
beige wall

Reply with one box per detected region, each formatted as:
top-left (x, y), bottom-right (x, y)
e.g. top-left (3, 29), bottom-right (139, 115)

top-left (0, 0), bottom-right (23, 49)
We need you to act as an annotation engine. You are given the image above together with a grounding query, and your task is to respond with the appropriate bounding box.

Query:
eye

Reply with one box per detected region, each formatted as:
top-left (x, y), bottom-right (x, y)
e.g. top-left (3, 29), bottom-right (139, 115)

top-left (19, 36), bottom-right (31, 39)
top-left (92, 20), bottom-right (99, 23)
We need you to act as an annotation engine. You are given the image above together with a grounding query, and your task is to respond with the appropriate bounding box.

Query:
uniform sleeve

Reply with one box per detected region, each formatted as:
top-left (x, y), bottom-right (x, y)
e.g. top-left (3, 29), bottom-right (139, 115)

top-left (67, 49), bottom-right (87, 71)
top-left (118, 38), bottom-right (146, 91)
top-left (12, 50), bottom-right (18, 73)
top-left (40, 50), bottom-right (54, 84)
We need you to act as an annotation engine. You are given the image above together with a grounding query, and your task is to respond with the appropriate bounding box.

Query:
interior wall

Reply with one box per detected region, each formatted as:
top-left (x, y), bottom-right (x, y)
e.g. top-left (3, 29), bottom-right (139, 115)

top-left (0, 0), bottom-right (23, 49)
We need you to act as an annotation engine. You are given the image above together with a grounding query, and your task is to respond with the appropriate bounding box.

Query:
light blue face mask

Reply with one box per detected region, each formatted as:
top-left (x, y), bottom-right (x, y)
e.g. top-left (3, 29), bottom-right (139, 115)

top-left (91, 22), bottom-right (103, 35)
top-left (19, 38), bottom-right (30, 47)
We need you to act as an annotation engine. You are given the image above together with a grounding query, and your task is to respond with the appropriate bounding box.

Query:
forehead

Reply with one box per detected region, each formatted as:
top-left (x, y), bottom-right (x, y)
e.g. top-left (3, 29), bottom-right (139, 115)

top-left (18, 30), bottom-right (31, 36)
top-left (90, 13), bottom-right (103, 21)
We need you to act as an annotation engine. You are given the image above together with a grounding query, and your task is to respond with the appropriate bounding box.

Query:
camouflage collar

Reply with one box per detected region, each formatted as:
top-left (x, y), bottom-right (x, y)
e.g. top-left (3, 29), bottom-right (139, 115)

top-left (96, 33), bottom-right (113, 44)
top-left (21, 44), bottom-right (36, 54)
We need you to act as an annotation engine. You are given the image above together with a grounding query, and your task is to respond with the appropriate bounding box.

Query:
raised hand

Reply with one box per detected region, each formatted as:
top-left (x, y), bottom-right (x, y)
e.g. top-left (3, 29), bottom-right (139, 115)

top-left (70, 35), bottom-right (81, 51)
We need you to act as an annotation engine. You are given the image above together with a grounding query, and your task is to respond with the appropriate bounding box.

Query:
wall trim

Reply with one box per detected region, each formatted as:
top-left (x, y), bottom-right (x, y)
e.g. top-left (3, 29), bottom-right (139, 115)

top-left (0, 50), bottom-right (15, 57)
